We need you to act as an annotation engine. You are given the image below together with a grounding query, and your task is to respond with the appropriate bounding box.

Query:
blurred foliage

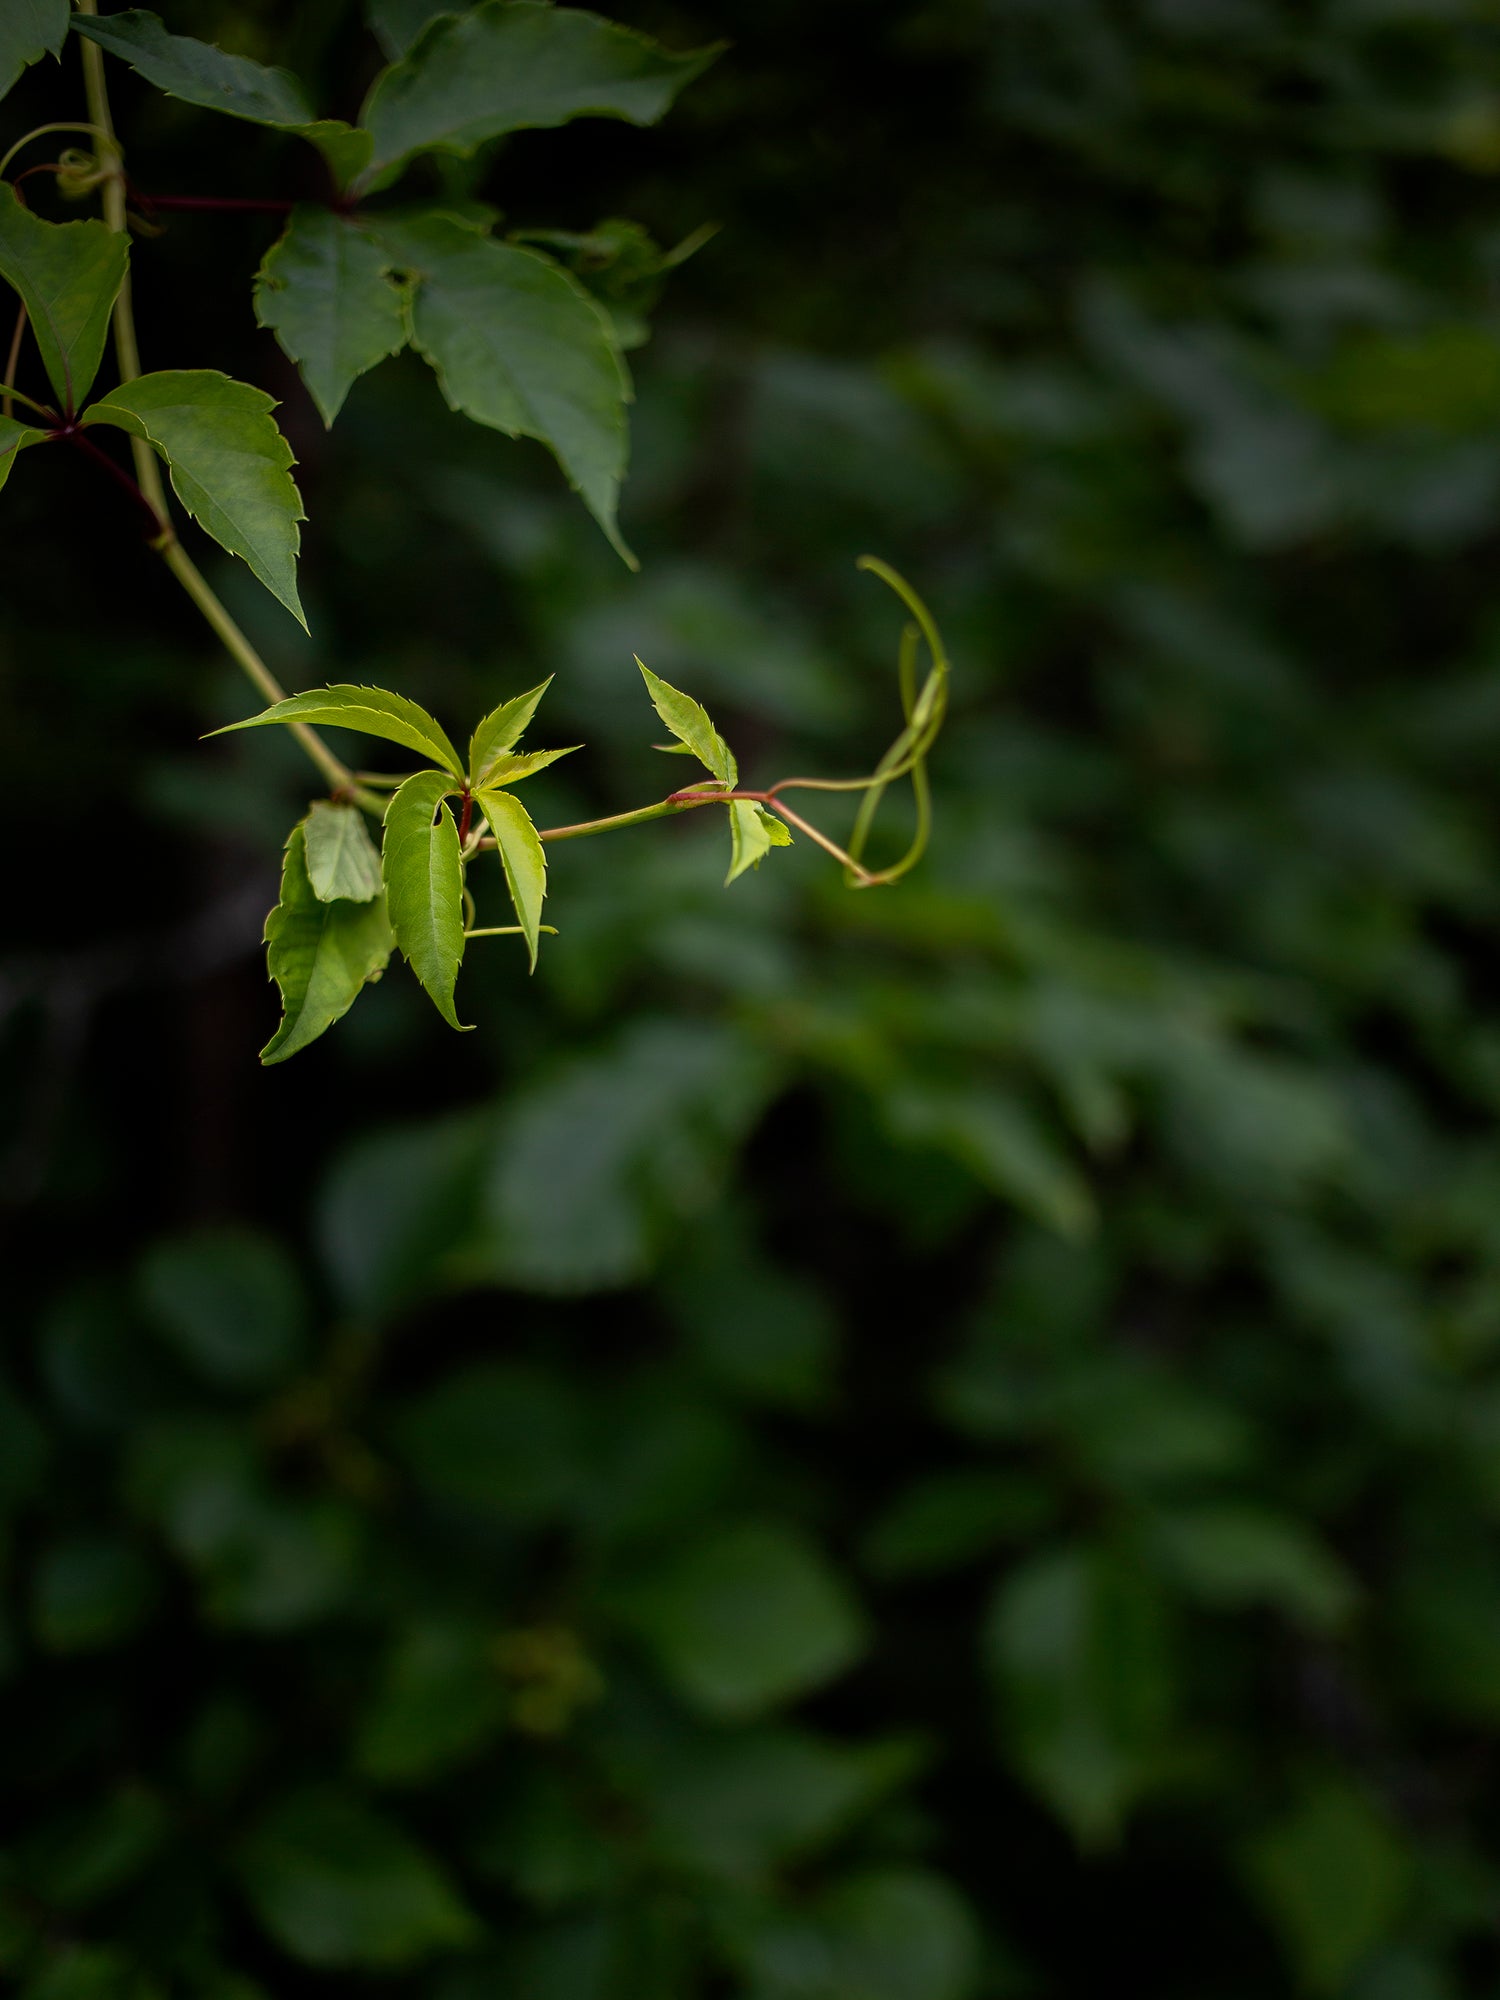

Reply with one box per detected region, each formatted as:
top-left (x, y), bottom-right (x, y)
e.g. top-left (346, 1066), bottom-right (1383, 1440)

top-left (7, 0), bottom-right (1500, 1993)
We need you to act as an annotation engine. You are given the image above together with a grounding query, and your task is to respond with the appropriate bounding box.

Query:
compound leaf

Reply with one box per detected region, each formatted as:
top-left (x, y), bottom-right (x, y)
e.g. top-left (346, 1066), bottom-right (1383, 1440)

top-left (261, 823), bottom-right (394, 1065)
top-left (726, 799), bottom-right (792, 885)
top-left (474, 786), bottom-right (546, 971)
top-left (361, 0), bottom-right (719, 185)
top-left (478, 744), bottom-right (580, 788)
top-left (255, 209), bottom-right (408, 426)
top-left (376, 211), bottom-right (632, 560)
top-left (72, 10), bottom-right (317, 129)
top-left (468, 676), bottom-right (550, 786)
top-left (82, 370), bottom-right (306, 626)
top-left (211, 684), bottom-right (462, 780)
top-left (383, 769), bottom-right (468, 1029)
top-left (0, 185), bottom-right (128, 412)
top-left (637, 660), bottom-right (737, 787)
top-left (2, 0), bottom-right (69, 105)
top-left (303, 801), bottom-right (382, 904)
top-left (0, 415), bottom-right (46, 494)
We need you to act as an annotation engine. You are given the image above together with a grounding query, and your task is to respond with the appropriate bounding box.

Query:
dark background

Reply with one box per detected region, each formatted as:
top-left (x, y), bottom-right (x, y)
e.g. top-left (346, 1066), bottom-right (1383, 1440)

top-left (5, 1), bottom-right (1500, 1993)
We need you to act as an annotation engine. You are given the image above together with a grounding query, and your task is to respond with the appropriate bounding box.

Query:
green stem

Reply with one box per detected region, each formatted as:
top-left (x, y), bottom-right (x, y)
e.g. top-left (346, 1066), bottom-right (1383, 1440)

top-left (536, 797), bottom-right (696, 843)
top-left (0, 122), bottom-right (110, 181)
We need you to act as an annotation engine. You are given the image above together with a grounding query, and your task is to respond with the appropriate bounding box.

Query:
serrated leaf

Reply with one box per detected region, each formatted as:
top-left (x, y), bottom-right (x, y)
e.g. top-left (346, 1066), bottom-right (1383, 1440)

top-left (210, 683), bottom-right (463, 779)
top-left (468, 677), bottom-right (550, 785)
top-left (303, 801), bottom-right (382, 903)
top-left (637, 660), bottom-right (737, 786)
top-left (383, 769), bottom-right (468, 1029)
top-left (261, 824), bottom-right (394, 1064)
top-left (0, 185), bottom-right (129, 412)
top-left (255, 209), bottom-right (407, 427)
top-left (2, 0), bottom-right (69, 105)
top-left (726, 799), bottom-right (792, 885)
top-left (72, 10), bottom-right (318, 130)
top-left (82, 370), bottom-right (306, 625)
top-left (0, 415), bottom-right (47, 494)
top-left (375, 211), bottom-right (633, 560)
top-left (366, 0), bottom-right (455, 62)
top-left (475, 786), bottom-right (546, 971)
top-left (360, 0), bottom-right (719, 186)
top-left (479, 744), bottom-right (579, 788)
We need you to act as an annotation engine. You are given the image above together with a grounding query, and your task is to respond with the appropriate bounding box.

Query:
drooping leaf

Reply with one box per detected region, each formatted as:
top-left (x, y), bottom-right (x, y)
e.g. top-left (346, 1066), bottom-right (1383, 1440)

top-left (382, 769), bottom-right (468, 1030)
top-left (302, 801), bottom-right (382, 903)
top-left (360, 0), bottom-right (719, 186)
top-left (210, 684), bottom-right (462, 779)
top-left (71, 11), bottom-right (318, 130)
top-left (375, 212), bottom-right (633, 560)
top-left (726, 800), bottom-right (792, 885)
top-left (261, 824), bottom-right (394, 1064)
top-left (366, 0), bottom-right (455, 62)
top-left (0, 415), bottom-right (47, 494)
top-left (82, 371), bottom-right (306, 626)
top-left (1, 0), bottom-right (69, 105)
top-left (468, 677), bottom-right (550, 785)
top-left (636, 660), bottom-right (737, 786)
top-left (477, 744), bottom-right (580, 788)
top-left (255, 209), bottom-right (408, 427)
top-left (0, 186), bottom-right (129, 412)
top-left (475, 786), bottom-right (547, 970)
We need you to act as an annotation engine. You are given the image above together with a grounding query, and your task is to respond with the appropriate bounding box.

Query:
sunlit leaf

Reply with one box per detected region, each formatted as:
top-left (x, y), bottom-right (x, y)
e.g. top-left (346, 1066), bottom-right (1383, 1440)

top-left (261, 823), bottom-right (394, 1064)
top-left (211, 683), bottom-right (462, 778)
top-left (382, 769), bottom-right (468, 1030)
top-left (1, 0), bottom-right (69, 105)
top-left (255, 209), bottom-right (407, 427)
top-left (477, 744), bottom-right (579, 788)
top-left (726, 799), bottom-right (791, 885)
top-left (636, 660), bottom-right (737, 786)
top-left (72, 10), bottom-right (318, 129)
top-left (475, 785), bottom-right (547, 970)
top-left (302, 800), bottom-right (382, 903)
top-left (0, 186), bottom-right (128, 412)
top-left (468, 677), bottom-right (550, 785)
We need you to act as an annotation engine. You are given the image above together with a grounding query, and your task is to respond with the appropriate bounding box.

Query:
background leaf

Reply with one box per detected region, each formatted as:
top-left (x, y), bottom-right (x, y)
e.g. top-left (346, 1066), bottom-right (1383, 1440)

top-left (475, 785), bottom-right (547, 968)
top-left (72, 11), bottom-right (318, 129)
top-left (0, 187), bottom-right (128, 412)
top-left (260, 822), bottom-right (394, 1063)
top-left (381, 768), bottom-right (467, 1029)
top-left (1, 0), bottom-right (69, 105)
top-left (255, 209), bottom-right (407, 427)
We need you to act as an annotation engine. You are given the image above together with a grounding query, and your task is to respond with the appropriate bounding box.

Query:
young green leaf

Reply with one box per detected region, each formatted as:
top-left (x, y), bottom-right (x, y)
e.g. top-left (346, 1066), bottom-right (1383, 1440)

top-left (303, 801), bottom-right (383, 904)
top-left (477, 745), bottom-right (580, 789)
top-left (71, 10), bottom-right (319, 129)
top-left (0, 186), bottom-right (129, 412)
top-left (366, 0), bottom-right (454, 62)
top-left (726, 800), bottom-right (792, 886)
top-left (81, 371), bottom-right (306, 626)
top-left (375, 212), bottom-right (633, 562)
top-left (474, 787), bottom-right (547, 972)
top-left (262, 823), bottom-right (394, 1064)
top-left (383, 769), bottom-right (469, 1029)
top-left (360, 0), bottom-right (719, 186)
top-left (211, 684), bottom-right (462, 779)
top-left (0, 416), bottom-right (47, 494)
top-left (2, 0), bottom-right (69, 105)
top-left (467, 677), bottom-right (551, 786)
top-left (255, 209), bottom-right (408, 427)
top-left (636, 660), bottom-right (737, 787)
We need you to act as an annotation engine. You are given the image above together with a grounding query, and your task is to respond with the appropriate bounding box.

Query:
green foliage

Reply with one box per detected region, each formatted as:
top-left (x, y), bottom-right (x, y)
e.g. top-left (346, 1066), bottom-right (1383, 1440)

top-left (0, 0), bottom-right (69, 106)
top-left (475, 784), bottom-right (547, 968)
top-left (303, 800), bottom-right (382, 903)
top-left (72, 11), bottom-right (319, 130)
top-left (261, 821), bottom-right (394, 1061)
top-left (0, 186), bottom-right (127, 411)
top-left (254, 209), bottom-right (408, 427)
top-left (381, 768), bottom-right (467, 1030)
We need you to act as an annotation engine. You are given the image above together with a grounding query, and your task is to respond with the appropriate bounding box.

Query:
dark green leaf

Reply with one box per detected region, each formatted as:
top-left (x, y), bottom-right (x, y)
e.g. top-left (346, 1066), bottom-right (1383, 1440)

top-left (1148, 1503), bottom-right (1358, 1632)
top-left (260, 823), bottom-right (393, 1063)
top-left (375, 210), bottom-right (633, 559)
top-left (255, 209), bottom-right (408, 427)
top-left (750, 1869), bottom-right (981, 2000)
top-left (212, 682), bottom-right (462, 776)
top-left (382, 768), bottom-right (468, 1029)
top-left (360, 0), bottom-right (719, 185)
top-left (303, 800), bottom-right (383, 903)
top-left (316, 1111), bottom-right (487, 1322)
top-left (1243, 1784), bottom-right (1409, 1992)
top-left (0, 185), bottom-right (128, 411)
top-left (30, 1536), bottom-right (155, 1655)
top-left (637, 660), bottom-right (737, 786)
top-left (1, 0), bottom-right (68, 104)
top-left (138, 1227), bottom-right (308, 1389)
top-left (468, 676), bottom-right (551, 784)
top-left (475, 785), bottom-right (546, 969)
top-left (395, 1360), bottom-right (589, 1522)
top-left (83, 370), bottom-right (306, 625)
top-left (356, 1622), bottom-right (507, 1783)
top-left (726, 800), bottom-right (791, 885)
top-left (366, 0), bottom-right (455, 62)
top-left (0, 414), bottom-right (46, 493)
top-left (72, 11), bottom-right (318, 129)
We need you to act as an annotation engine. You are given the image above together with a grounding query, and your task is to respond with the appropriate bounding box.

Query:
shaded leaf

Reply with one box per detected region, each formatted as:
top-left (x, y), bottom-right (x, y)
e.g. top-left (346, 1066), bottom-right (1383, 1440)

top-left (727, 800), bottom-right (791, 885)
top-left (1243, 1783), bottom-right (1409, 1992)
top-left (366, 0), bottom-right (454, 62)
top-left (31, 1536), bottom-right (155, 1656)
top-left (300, 120), bottom-right (374, 193)
top-left (1, 0), bottom-right (68, 105)
top-left (0, 185), bottom-right (128, 411)
top-left (255, 209), bottom-right (408, 426)
top-left (212, 683), bottom-right (461, 777)
top-left (468, 677), bottom-right (551, 783)
top-left (475, 785), bottom-right (547, 970)
top-left (382, 769), bottom-right (468, 1029)
top-left (361, 0), bottom-right (718, 185)
top-left (395, 1360), bottom-right (589, 1523)
top-left (356, 1621), bottom-right (507, 1783)
top-left (317, 1111), bottom-right (487, 1323)
top-left (1148, 1503), bottom-right (1358, 1632)
top-left (72, 11), bottom-right (318, 129)
top-left (637, 660), bottom-right (737, 785)
top-left (261, 823), bottom-right (394, 1064)
top-left (0, 414), bottom-right (46, 493)
top-left (303, 800), bottom-right (382, 903)
top-left (138, 1227), bottom-right (307, 1389)
top-left (83, 370), bottom-right (306, 625)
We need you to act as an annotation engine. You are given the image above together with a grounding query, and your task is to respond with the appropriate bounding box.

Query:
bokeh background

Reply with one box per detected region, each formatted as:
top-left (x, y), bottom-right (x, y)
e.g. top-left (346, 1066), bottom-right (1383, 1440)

top-left (7, 0), bottom-right (1500, 1993)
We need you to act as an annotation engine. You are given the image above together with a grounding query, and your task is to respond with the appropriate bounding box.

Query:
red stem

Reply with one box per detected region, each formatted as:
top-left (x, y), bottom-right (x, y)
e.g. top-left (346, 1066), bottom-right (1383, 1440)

top-left (458, 787), bottom-right (473, 845)
top-left (136, 193), bottom-right (298, 215)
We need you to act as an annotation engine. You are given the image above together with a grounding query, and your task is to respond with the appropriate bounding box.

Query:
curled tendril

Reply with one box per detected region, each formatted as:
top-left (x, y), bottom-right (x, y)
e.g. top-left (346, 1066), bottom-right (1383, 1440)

top-left (842, 556), bottom-right (950, 887)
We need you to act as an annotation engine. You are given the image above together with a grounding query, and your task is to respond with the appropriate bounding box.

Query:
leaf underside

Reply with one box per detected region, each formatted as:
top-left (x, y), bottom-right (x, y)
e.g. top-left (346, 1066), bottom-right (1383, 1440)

top-left (637, 661), bottom-right (737, 787)
top-left (211, 683), bottom-right (463, 779)
top-left (1, 0), bottom-right (69, 105)
top-left (475, 786), bottom-right (547, 972)
top-left (304, 800), bottom-right (383, 903)
top-left (726, 800), bottom-right (792, 885)
top-left (262, 824), bottom-right (394, 1063)
top-left (255, 208), bottom-right (408, 426)
top-left (72, 10), bottom-right (318, 128)
top-left (0, 185), bottom-right (129, 412)
top-left (383, 769), bottom-right (469, 1030)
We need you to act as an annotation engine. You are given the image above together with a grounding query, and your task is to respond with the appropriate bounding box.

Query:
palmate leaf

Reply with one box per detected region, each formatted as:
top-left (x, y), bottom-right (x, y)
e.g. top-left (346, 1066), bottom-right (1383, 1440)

top-left (261, 823), bottom-right (394, 1065)
top-left (383, 769), bottom-right (469, 1029)
top-left (375, 211), bottom-right (633, 561)
top-left (211, 683), bottom-right (463, 779)
top-left (360, 0), bottom-right (720, 187)
top-left (726, 799), bottom-right (792, 886)
top-left (0, 416), bottom-right (47, 494)
top-left (637, 660), bottom-right (737, 786)
top-left (1, 0), bottom-right (69, 105)
top-left (255, 209), bottom-right (408, 427)
top-left (72, 10), bottom-right (318, 128)
top-left (303, 801), bottom-right (382, 904)
top-left (82, 370), bottom-right (307, 625)
top-left (0, 186), bottom-right (129, 412)
top-left (468, 677), bottom-right (550, 786)
top-left (474, 786), bottom-right (546, 971)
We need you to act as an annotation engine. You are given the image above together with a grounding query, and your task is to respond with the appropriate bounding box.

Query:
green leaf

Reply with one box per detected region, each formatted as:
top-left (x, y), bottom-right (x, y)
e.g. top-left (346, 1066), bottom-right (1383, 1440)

top-left (467, 676), bottom-right (550, 784)
top-left (366, 0), bottom-right (454, 62)
top-left (0, 185), bottom-right (128, 411)
top-left (478, 744), bottom-right (579, 788)
top-left (303, 800), bottom-right (383, 903)
top-left (355, 1622), bottom-right (507, 1783)
top-left (138, 1227), bottom-right (307, 1389)
top-left (31, 1536), bottom-right (155, 1655)
top-left (1148, 1503), bottom-right (1359, 1632)
top-left (382, 769), bottom-right (468, 1030)
top-left (211, 684), bottom-right (461, 776)
top-left (72, 11), bottom-right (318, 129)
top-left (255, 209), bottom-right (408, 427)
top-left (395, 1360), bottom-right (588, 1522)
top-left (236, 1787), bottom-right (477, 1968)
top-left (375, 211), bottom-right (633, 561)
top-left (1, 0), bottom-right (68, 104)
top-left (300, 121), bottom-right (374, 192)
top-left (636, 660), bottom-right (737, 786)
top-left (360, 0), bottom-right (719, 185)
top-left (261, 823), bottom-right (394, 1064)
top-left (0, 414), bottom-right (46, 494)
top-left (82, 370), bottom-right (306, 625)
top-left (475, 785), bottom-right (547, 970)
top-left (726, 800), bottom-right (791, 885)
top-left (1243, 1783), bottom-right (1409, 1992)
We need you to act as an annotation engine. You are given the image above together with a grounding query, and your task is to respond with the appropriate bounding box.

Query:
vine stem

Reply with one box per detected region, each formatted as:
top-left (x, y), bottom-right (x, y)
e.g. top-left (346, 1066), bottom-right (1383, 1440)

top-left (74, 2), bottom-right (365, 807)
